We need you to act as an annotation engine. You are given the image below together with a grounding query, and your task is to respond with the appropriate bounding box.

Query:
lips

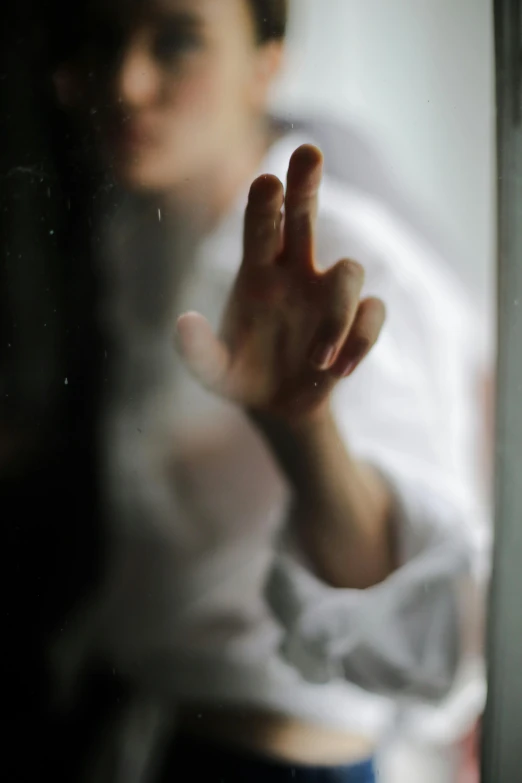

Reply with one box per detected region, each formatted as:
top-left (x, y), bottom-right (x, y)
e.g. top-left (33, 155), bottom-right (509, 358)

top-left (105, 116), bottom-right (159, 153)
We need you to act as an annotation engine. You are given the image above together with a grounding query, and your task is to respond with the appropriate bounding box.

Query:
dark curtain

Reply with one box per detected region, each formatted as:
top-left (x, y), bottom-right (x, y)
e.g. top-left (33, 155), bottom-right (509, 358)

top-left (0, 2), bottom-right (124, 778)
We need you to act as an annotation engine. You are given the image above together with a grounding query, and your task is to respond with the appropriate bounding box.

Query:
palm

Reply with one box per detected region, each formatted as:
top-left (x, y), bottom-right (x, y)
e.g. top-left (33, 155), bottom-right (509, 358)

top-left (176, 145), bottom-right (385, 421)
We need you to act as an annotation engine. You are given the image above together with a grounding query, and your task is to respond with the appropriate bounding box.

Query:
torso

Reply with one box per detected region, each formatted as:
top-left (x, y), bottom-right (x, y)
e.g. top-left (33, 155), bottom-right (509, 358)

top-left (87, 140), bottom-right (427, 759)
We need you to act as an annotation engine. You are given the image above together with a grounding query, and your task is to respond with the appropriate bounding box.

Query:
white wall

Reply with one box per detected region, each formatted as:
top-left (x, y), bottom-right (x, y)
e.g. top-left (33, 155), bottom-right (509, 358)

top-left (271, 0), bottom-right (496, 309)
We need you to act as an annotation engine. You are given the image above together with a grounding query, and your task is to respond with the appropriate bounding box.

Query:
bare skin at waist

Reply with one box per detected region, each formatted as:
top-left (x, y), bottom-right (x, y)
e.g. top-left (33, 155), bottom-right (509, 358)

top-left (177, 703), bottom-right (375, 765)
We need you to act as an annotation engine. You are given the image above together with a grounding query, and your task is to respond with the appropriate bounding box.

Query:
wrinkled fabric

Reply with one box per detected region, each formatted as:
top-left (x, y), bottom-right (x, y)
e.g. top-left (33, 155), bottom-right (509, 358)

top-left (53, 133), bottom-right (490, 783)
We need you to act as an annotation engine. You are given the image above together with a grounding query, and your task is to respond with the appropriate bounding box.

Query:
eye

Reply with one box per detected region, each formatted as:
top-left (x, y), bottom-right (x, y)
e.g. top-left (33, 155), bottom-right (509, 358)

top-left (153, 28), bottom-right (202, 65)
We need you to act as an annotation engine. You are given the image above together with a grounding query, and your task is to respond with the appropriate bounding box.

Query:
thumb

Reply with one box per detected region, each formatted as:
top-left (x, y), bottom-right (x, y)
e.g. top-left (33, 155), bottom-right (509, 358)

top-left (175, 311), bottom-right (232, 396)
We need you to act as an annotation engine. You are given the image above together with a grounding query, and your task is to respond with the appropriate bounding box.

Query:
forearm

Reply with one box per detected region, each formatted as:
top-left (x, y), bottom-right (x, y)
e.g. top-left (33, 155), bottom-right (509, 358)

top-left (252, 407), bottom-right (397, 589)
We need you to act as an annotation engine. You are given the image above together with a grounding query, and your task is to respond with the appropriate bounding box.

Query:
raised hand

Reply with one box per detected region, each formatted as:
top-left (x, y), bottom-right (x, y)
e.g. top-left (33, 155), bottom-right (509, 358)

top-left (176, 145), bottom-right (385, 422)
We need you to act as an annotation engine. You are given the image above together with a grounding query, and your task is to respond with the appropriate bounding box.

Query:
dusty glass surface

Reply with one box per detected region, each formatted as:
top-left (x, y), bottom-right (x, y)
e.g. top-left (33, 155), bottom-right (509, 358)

top-left (1, 2), bottom-right (501, 782)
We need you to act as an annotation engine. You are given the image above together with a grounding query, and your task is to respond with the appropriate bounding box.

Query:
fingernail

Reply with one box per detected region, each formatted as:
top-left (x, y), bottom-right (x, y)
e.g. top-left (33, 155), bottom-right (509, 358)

top-left (341, 359), bottom-right (358, 378)
top-left (311, 343), bottom-right (335, 370)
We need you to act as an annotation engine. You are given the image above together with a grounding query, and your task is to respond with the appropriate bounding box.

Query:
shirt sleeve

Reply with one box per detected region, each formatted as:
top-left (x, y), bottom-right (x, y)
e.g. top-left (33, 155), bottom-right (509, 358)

top-left (265, 193), bottom-right (491, 704)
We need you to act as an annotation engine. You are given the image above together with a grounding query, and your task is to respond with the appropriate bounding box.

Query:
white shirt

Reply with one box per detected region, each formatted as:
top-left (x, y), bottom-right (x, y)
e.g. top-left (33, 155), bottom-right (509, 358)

top-left (56, 133), bottom-right (490, 755)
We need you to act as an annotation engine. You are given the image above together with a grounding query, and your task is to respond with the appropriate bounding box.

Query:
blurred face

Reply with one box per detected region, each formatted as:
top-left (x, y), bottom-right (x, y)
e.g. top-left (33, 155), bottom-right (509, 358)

top-left (56, 0), bottom-right (283, 193)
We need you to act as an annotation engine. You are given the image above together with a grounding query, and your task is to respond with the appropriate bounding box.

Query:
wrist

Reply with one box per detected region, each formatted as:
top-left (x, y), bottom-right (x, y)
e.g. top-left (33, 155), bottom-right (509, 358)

top-left (248, 400), bottom-right (334, 441)
top-left (248, 402), bottom-right (340, 493)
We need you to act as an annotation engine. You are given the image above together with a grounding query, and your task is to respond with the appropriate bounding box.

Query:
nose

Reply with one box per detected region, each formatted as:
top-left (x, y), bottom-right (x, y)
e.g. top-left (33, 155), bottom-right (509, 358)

top-left (114, 38), bottom-right (161, 109)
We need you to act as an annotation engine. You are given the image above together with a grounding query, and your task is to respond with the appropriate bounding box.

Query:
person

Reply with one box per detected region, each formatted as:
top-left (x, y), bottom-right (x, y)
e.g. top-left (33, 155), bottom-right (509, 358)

top-left (47, 1), bottom-right (489, 781)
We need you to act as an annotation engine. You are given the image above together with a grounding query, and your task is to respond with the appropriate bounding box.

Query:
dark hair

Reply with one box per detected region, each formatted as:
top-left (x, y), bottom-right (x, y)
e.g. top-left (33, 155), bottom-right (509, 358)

top-left (249, 0), bottom-right (289, 43)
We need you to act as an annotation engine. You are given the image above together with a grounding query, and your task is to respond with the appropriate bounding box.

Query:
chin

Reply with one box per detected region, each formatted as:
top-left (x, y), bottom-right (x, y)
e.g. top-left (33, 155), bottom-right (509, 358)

top-left (110, 161), bottom-right (173, 194)
top-left (100, 143), bottom-right (174, 193)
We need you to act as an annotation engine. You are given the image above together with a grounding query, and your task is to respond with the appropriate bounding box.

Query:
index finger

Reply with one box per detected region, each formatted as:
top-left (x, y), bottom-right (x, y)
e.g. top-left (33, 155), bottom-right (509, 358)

top-left (283, 144), bottom-right (323, 269)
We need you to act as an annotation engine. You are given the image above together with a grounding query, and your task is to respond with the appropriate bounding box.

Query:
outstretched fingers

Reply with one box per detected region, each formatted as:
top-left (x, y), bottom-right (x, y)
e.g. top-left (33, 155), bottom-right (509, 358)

top-left (308, 259), bottom-right (366, 371)
top-left (283, 144), bottom-right (323, 271)
top-left (330, 297), bottom-right (386, 379)
top-left (243, 174), bottom-right (284, 268)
